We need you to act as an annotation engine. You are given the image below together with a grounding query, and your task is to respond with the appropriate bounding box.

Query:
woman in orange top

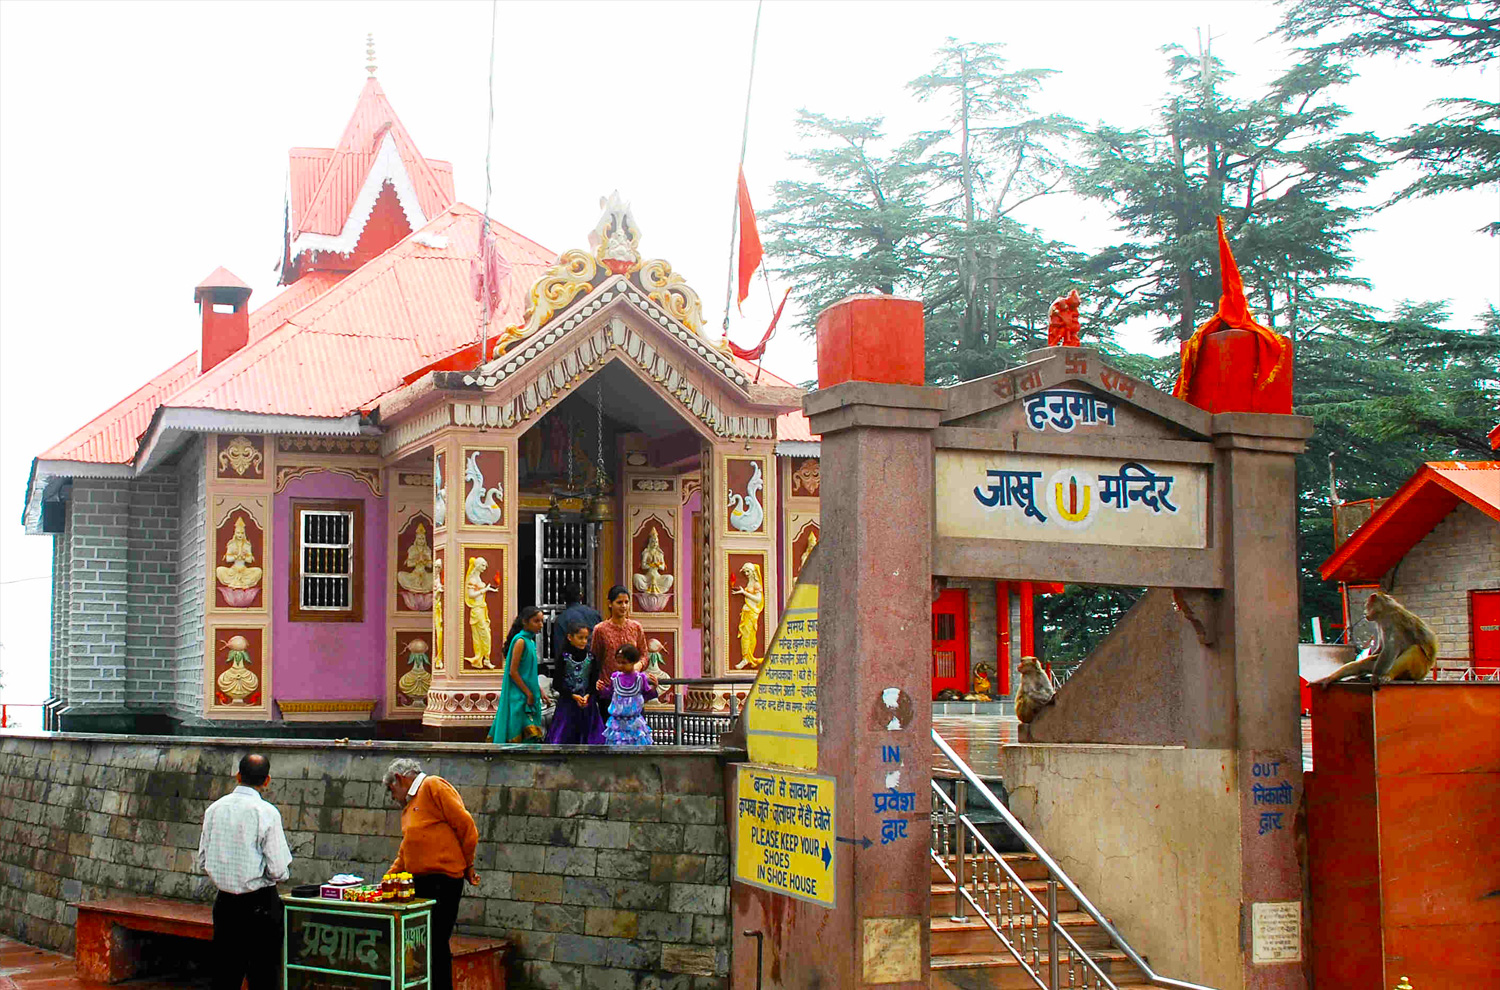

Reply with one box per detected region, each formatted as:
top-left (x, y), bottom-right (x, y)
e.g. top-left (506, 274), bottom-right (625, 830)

top-left (589, 585), bottom-right (646, 705)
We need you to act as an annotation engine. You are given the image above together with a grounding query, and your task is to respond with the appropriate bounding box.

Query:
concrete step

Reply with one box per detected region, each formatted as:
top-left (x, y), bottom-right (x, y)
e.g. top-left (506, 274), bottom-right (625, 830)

top-left (929, 882), bottom-right (1080, 917)
top-left (931, 949), bottom-right (1150, 989)
top-left (931, 852), bottom-right (1048, 885)
top-left (931, 912), bottom-right (1114, 956)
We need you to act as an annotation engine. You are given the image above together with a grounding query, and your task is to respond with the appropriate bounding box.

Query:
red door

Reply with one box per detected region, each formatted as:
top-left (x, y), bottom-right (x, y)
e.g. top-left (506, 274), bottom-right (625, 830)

top-left (1473, 590), bottom-right (1500, 675)
top-left (932, 589), bottom-right (971, 698)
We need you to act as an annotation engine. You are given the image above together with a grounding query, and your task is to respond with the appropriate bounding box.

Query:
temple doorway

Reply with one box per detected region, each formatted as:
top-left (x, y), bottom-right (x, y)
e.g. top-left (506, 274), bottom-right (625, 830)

top-left (515, 359), bottom-right (711, 681)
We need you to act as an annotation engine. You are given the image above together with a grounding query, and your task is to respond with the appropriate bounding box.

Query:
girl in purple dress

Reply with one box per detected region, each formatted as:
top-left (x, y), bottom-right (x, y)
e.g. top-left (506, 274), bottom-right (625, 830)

top-left (600, 645), bottom-right (658, 746)
top-left (543, 620), bottom-right (605, 745)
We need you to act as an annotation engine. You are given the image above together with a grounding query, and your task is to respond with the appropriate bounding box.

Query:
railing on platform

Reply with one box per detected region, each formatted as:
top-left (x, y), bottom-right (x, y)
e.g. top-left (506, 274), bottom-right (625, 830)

top-left (931, 729), bottom-right (1214, 990)
top-left (642, 678), bottom-right (745, 746)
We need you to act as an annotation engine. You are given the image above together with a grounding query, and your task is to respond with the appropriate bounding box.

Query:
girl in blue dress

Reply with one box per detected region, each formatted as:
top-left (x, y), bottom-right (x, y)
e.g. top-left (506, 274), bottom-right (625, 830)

top-left (600, 645), bottom-right (658, 746)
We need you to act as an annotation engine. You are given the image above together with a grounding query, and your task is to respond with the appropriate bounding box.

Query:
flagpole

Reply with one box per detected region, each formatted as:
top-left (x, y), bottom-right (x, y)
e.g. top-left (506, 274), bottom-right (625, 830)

top-left (722, 0), bottom-right (765, 337)
top-left (474, 0), bottom-right (500, 371)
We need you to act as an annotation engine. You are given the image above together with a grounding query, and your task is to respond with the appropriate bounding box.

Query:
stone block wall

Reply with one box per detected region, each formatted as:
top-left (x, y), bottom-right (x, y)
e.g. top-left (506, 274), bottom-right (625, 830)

top-left (0, 735), bottom-right (733, 990)
top-left (50, 511), bottom-right (72, 709)
top-left (174, 443), bottom-right (207, 718)
top-left (1388, 502), bottom-right (1500, 657)
top-left (64, 480), bottom-right (132, 708)
top-left (126, 476), bottom-right (180, 709)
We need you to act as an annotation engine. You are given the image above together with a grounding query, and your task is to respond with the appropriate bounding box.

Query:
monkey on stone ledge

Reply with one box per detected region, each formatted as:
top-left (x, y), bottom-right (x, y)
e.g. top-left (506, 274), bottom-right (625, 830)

top-left (1014, 656), bottom-right (1057, 722)
top-left (1318, 592), bottom-right (1439, 688)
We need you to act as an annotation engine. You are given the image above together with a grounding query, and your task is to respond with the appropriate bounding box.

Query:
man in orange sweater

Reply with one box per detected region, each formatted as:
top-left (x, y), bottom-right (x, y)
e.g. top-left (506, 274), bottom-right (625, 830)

top-left (383, 758), bottom-right (479, 990)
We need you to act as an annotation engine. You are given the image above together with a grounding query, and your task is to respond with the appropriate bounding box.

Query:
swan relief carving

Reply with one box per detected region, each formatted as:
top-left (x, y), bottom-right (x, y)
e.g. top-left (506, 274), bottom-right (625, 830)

top-left (464, 451), bottom-right (504, 526)
top-left (727, 461), bottom-right (764, 533)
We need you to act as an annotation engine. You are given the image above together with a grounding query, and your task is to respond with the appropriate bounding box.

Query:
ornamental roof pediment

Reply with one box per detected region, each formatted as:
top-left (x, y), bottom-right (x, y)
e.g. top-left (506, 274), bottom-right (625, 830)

top-left (484, 191), bottom-right (734, 372)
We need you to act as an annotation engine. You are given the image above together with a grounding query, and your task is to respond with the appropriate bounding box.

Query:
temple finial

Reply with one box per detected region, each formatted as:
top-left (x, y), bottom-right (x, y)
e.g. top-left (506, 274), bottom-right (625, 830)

top-left (365, 33), bottom-right (377, 76)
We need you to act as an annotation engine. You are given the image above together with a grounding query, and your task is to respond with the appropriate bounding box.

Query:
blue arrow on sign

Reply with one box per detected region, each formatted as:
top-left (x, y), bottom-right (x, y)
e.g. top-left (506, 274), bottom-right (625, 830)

top-left (835, 835), bottom-right (873, 850)
top-left (821, 842), bottom-right (831, 869)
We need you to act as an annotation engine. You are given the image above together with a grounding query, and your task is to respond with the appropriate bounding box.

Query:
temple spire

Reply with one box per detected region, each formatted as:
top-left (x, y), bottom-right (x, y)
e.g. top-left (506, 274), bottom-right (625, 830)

top-left (365, 33), bottom-right (377, 76)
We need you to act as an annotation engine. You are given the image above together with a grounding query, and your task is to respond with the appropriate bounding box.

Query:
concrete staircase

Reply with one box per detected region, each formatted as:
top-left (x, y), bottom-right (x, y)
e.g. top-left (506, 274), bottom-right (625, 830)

top-left (928, 853), bottom-right (1152, 989)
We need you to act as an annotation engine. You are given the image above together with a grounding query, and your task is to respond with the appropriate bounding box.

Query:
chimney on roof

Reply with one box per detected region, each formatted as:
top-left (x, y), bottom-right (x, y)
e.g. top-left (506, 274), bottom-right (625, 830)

top-left (195, 267), bottom-right (252, 374)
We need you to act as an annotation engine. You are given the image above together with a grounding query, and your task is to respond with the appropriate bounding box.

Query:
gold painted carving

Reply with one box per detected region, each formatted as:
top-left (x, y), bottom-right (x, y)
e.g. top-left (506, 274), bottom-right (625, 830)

top-left (589, 191), bottom-right (643, 274)
top-left (637, 258), bottom-right (705, 332)
top-left (499, 249), bottom-right (599, 347)
top-left (278, 436), bottom-right (380, 455)
top-left (218, 436), bottom-right (263, 477)
top-left (274, 464), bottom-right (383, 497)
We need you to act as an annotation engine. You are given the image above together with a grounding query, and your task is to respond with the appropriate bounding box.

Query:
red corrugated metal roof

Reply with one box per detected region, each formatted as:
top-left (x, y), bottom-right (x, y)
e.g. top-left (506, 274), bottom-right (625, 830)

top-left (150, 205), bottom-right (554, 418)
top-left (1490, 421), bottom-right (1499, 450)
top-left (731, 358), bottom-right (819, 443)
top-left (290, 76), bottom-right (452, 240)
top-left (1319, 461), bottom-right (1500, 582)
top-left (38, 355), bottom-right (200, 463)
top-left (37, 206), bottom-right (554, 462)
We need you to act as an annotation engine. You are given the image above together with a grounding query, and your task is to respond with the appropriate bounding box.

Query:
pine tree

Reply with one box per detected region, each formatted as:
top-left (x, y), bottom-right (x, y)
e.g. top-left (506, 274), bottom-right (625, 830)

top-left (763, 112), bottom-right (938, 333)
top-left (906, 40), bottom-right (1086, 380)
top-left (1278, 0), bottom-right (1500, 232)
top-left (1074, 39), bottom-right (1382, 343)
top-left (1294, 302), bottom-right (1500, 634)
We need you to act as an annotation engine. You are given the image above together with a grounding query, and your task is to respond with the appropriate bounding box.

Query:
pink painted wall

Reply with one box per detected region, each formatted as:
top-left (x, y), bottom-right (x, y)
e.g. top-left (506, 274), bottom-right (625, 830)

top-left (680, 488), bottom-right (702, 677)
top-left (273, 471), bottom-right (388, 715)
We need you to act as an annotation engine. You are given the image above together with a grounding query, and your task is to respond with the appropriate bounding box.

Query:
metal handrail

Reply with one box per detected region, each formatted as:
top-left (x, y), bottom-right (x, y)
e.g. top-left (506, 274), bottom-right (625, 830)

top-left (932, 728), bottom-right (1214, 990)
top-left (639, 677), bottom-right (750, 746)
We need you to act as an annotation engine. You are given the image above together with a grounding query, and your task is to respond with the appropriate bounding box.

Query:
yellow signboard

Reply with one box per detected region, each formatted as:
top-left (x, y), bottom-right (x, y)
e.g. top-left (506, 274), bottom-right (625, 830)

top-left (734, 765), bottom-right (836, 908)
top-left (745, 577), bottom-right (818, 769)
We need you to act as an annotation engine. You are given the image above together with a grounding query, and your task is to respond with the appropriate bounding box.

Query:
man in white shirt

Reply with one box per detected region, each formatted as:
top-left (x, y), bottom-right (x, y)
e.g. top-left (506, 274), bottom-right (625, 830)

top-left (195, 753), bottom-right (292, 990)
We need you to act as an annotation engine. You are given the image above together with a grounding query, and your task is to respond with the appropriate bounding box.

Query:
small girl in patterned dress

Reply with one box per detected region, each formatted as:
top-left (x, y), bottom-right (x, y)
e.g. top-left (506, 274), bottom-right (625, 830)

top-left (600, 645), bottom-right (658, 746)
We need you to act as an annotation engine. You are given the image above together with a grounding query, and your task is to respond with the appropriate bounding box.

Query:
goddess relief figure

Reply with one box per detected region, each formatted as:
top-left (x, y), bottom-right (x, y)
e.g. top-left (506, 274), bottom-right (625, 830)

top-left (632, 526), bottom-right (673, 611)
top-left (215, 517), bottom-right (263, 606)
top-left (800, 529), bottom-right (818, 570)
top-left (397, 523), bottom-right (434, 611)
top-left (398, 638), bottom-right (432, 707)
top-left (731, 561), bottom-right (765, 668)
top-left (464, 556), bottom-right (500, 670)
top-left (217, 635), bottom-right (259, 704)
top-left (432, 556), bottom-right (444, 672)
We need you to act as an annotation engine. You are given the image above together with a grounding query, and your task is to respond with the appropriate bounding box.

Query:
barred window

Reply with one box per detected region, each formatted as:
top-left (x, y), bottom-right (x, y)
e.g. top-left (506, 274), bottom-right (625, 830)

top-left (290, 500), bottom-right (364, 622)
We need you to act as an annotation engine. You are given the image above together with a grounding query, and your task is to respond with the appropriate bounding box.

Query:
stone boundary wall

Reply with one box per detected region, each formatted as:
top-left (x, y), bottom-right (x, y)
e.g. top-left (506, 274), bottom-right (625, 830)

top-left (0, 734), bottom-right (734, 990)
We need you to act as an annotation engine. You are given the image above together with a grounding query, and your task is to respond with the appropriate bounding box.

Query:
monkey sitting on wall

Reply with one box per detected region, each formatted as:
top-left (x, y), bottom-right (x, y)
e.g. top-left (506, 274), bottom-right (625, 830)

top-left (1014, 656), bottom-right (1057, 723)
top-left (1318, 592), bottom-right (1439, 688)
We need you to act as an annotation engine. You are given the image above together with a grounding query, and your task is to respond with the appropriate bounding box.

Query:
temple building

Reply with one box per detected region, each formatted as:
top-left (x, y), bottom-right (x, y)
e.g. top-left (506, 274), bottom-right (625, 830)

top-left (22, 70), bottom-right (824, 736)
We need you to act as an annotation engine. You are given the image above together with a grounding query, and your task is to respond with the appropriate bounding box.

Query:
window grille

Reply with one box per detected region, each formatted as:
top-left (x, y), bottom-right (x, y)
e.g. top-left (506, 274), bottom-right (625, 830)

top-left (300, 510), bottom-right (353, 609)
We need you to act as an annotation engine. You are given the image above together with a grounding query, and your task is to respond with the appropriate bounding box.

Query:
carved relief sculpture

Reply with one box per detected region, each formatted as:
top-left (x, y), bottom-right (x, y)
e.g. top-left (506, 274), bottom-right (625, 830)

top-left (731, 561), bottom-right (765, 669)
top-left (218, 435), bottom-right (264, 479)
top-left (432, 553), bottom-right (444, 672)
top-left (800, 529), bottom-right (818, 570)
top-left (434, 453), bottom-right (447, 528)
top-left (397, 637), bottom-right (432, 708)
top-left (215, 515), bottom-right (264, 607)
top-left (728, 460), bottom-right (765, 533)
top-left (791, 458), bottom-right (820, 497)
top-left (396, 520), bottom-right (434, 611)
top-left (464, 450), bottom-right (504, 526)
top-left (217, 634), bottom-right (260, 704)
top-left (464, 555), bottom-right (500, 669)
top-left (632, 525), bottom-right (674, 612)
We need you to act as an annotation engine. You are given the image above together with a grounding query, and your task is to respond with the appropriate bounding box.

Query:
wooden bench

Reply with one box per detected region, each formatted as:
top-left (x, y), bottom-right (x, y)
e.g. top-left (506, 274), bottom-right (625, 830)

top-left (72, 897), bottom-right (213, 983)
top-left (72, 897), bottom-right (509, 989)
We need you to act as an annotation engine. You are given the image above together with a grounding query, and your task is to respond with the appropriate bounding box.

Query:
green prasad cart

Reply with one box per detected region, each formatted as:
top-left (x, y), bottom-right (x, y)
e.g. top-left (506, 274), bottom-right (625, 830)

top-left (283, 895), bottom-right (434, 990)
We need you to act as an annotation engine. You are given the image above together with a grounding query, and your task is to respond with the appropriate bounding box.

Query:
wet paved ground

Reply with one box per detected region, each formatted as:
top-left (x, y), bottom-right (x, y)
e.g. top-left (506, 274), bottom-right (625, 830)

top-left (932, 713), bottom-right (1316, 777)
top-left (0, 937), bottom-right (209, 990)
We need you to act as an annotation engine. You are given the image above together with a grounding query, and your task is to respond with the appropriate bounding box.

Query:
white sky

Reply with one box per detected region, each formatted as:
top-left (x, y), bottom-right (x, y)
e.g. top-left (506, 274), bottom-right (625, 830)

top-left (1, 0), bottom-right (1494, 713)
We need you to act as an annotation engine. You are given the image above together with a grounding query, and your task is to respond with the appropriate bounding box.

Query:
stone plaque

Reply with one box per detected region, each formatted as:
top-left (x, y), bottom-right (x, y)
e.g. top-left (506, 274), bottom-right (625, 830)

top-left (1251, 901), bottom-right (1301, 964)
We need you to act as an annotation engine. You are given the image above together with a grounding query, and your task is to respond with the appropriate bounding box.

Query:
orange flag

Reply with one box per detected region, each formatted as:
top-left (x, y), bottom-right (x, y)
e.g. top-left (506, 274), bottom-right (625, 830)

top-left (736, 168), bottom-right (764, 311)
top-left (1173, 216), bottom-right (1289, 401)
